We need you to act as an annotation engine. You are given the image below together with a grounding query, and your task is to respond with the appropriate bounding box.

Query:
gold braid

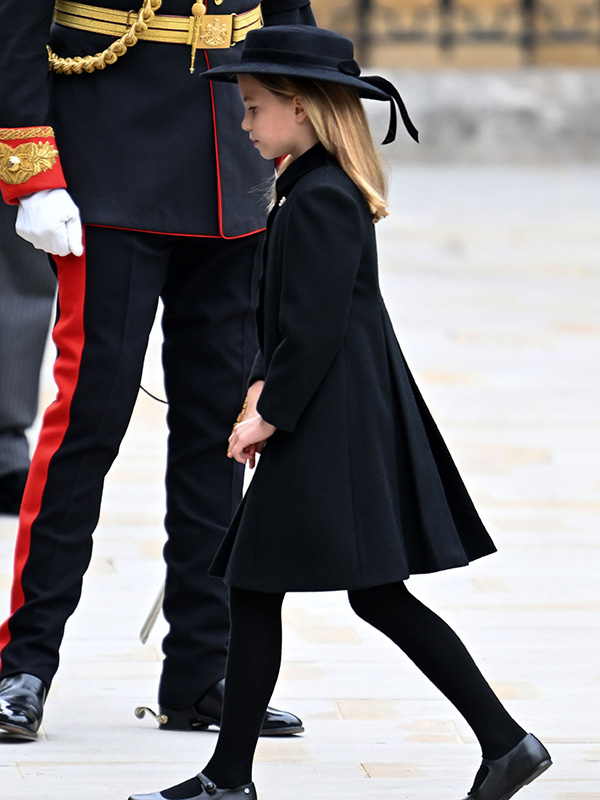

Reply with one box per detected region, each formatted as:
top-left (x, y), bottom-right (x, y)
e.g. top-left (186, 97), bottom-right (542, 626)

top-left (47, 0), bottom-right (163, 74)
top-left (0, 127), bottom-right (55, 140)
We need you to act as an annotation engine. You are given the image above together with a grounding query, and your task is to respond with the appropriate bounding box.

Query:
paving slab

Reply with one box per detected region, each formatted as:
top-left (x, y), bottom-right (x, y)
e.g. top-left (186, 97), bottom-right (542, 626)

top-left (1, 164), bottom-right (599, 799)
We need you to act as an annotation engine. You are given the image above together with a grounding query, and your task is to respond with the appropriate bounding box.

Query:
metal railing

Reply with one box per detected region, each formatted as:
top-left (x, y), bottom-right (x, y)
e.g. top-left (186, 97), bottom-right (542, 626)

top-left (336, 0), bottom-right (600, 64)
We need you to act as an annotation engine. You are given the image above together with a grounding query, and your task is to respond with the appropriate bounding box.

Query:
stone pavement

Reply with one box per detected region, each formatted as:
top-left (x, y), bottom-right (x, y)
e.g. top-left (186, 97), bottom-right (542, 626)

top-left (1, 164), bottom-right (599, 799)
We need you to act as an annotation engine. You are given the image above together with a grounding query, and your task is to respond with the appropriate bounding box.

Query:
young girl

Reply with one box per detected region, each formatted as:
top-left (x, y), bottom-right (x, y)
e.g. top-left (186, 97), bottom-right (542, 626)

top-left (129, 25), bottom-right (551, 800)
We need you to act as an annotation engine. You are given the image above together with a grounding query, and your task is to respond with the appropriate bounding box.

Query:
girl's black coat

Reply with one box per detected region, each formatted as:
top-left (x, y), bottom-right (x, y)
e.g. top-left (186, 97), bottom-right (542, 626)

top-left (212, 144), bottom-right (496, 592)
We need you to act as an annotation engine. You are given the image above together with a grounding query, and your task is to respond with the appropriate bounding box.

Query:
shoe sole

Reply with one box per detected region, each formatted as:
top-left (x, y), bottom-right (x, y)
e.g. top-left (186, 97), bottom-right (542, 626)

top-left (498, 758), bottom-right (552, 800)
top-left (159, 719), bottom-right (304, 736)
top-left (188, 715), bottom-right (304, 736)
top-left (0, 721), bottom-right (38, 741)
top-left (257, 725), bottom-right (305, 736)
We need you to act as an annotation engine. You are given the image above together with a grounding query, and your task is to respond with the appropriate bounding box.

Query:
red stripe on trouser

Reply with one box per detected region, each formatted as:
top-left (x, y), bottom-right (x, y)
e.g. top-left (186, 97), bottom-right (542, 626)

top-left (0, 247), bottom-right (86, 668)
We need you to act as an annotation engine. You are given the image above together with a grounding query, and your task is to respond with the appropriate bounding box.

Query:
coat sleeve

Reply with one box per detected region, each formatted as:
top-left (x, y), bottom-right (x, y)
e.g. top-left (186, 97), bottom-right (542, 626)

top-left (248, 350), bottom-right (266, 385)
top-left (257, 182), bottom-right (364, 433)
top-left (0, 1), bottom-right (67, 203)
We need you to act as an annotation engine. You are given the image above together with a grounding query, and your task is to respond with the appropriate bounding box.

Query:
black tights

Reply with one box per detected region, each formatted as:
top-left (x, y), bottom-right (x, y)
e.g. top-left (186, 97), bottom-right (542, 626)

top-left (198, 582), bottom-right (526, 790)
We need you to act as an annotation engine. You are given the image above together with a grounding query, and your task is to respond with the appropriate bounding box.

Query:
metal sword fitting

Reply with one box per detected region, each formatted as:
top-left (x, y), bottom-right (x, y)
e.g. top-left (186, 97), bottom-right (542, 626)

top-left (189, 2), bottom-right (206, 72)
top-left (134, 705), bottom-right (169, 725)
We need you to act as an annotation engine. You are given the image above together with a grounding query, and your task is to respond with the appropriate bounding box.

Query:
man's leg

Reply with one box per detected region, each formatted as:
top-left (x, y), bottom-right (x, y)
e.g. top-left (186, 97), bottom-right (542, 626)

top-left (159, 235), bottom-right (260, 710)
top-left (149, 233), bottom-right (300, 736)
top-left (0, 226), bottom-right (170, 737)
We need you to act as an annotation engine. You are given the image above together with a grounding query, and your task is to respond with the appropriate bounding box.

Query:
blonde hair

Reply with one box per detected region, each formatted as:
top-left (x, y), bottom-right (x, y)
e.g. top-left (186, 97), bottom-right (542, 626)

top-left (256, 76), bottom-right (389, 222)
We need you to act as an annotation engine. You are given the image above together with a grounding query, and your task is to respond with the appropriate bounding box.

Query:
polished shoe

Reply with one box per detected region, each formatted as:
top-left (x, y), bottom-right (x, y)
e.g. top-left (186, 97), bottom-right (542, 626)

top-left (129, 771), bottom-right (257, 800)
top-left (0, 673), bottom-right (47, 740)
top-left (135, 678), bottom-right (304, 736)
top-left (461, 733), bottom-right (552, 800)
top-left (0, 469), bottom-right (28, 516)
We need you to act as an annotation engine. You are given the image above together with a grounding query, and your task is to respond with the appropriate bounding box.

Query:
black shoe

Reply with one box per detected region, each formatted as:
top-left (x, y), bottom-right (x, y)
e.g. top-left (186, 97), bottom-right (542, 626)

top-left (462, 733), bottom-right (552, 800)
top-left (135, 678), bottom-right (304, 736)
top-left (129, 771), bottom-right (257, 800)
top-left (0, 673), bottom-right (47, 740)
top-left (0, 469), bottom-right (28, 516)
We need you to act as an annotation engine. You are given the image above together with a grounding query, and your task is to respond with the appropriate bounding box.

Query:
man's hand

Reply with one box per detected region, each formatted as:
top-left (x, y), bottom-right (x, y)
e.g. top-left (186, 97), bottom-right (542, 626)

top-left (227, 414), bottom-right (276, 468)
top-left (16, 188), bottom-right (84, 257)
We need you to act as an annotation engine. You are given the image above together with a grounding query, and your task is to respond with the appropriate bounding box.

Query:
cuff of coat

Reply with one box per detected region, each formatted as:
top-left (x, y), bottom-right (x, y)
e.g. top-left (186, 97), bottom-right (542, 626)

top-left (247, 350), bottom-right (265, 387)
top-left (257, 393), bottom-right (296, 434)
top-left (0, 127), bottom-right (67, 204)
top-left (248, 367), bottom-right (265, 387)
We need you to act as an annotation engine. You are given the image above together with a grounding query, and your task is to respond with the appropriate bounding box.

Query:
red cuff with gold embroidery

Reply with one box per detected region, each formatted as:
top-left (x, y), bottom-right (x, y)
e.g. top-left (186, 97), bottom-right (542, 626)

top-left (0, 126), bottom-right (67, 204)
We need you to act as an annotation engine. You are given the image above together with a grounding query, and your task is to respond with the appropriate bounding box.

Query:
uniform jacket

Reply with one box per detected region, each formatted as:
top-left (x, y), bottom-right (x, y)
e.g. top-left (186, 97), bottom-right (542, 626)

top-left (211, 144), bottom-right (497, 592)
top-left (0, 0), bottom-right (314, 236)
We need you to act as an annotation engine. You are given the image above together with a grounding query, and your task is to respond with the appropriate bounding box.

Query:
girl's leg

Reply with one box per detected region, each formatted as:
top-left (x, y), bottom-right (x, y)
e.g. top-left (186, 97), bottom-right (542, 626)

top-left (154, 587), bottom-right (285, 800)
top-left (204, 587), bottom-right (285, 785)
top-left (347, 582), bottom-right (526, 760)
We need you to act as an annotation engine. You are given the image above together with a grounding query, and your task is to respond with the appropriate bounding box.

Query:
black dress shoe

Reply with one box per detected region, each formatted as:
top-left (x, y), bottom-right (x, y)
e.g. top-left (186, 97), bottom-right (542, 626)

top-left (0, 673), bottom-right (47, 740)
top-left (0, 469), bottom-right (28, 516)
top-left (136, 678), bottom-right (303, 736)
top-left (129, 771), bottom-right (257, 800)
top-left (461, 733), bottom-right (552, 800)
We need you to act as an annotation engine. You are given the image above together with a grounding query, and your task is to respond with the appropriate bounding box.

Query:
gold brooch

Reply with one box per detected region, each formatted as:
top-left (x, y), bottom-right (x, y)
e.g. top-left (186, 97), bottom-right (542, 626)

top-left (0, 141), bottom-right (59, 185)
top-left (278, 196), bottom-right (287, 207)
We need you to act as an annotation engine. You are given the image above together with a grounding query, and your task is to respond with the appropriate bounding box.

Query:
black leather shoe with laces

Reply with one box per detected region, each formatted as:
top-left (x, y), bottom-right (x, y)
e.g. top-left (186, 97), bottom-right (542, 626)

top-left (129, 771), bottom-right (257, 800)
top-left (461, 733), bottom-right (552, 800)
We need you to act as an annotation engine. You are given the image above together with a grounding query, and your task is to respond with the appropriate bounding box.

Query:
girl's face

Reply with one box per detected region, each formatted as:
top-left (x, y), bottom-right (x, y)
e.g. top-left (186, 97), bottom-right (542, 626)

top-left (238, 74), bottom-right (317, 161)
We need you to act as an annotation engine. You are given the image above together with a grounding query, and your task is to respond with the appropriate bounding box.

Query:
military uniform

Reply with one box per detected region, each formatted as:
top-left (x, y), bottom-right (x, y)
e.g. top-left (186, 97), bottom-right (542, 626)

top-left (0, 0), bottom-right (314, 716)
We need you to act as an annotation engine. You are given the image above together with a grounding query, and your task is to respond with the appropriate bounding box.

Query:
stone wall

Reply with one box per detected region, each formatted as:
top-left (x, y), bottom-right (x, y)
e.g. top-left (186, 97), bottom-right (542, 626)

top-left (312, 0), bottom-right (600, 68)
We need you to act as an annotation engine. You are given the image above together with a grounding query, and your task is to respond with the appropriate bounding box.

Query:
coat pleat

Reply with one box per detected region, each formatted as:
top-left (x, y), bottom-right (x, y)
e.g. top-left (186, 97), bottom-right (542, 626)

top-left (211, 145), bottom-right (496, 592)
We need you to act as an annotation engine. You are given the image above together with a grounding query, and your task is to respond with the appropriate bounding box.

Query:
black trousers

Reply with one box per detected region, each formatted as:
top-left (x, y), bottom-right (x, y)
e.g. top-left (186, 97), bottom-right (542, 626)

top-left (0, 225), bottom-right (260, 707)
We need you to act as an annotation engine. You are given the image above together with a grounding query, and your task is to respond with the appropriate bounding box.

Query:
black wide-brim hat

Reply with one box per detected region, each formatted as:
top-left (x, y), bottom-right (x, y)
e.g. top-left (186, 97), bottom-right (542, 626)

top-left (202, 25), bottom-right (419, 144)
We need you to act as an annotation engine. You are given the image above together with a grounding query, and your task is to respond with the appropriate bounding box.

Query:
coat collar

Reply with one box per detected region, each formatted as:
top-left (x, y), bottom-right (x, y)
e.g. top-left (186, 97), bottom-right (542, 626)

top-left (275, 143), bottom-right (337, 200)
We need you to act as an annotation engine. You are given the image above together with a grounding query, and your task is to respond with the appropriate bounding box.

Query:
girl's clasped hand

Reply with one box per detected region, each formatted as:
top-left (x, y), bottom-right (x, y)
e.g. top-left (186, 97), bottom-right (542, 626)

top-left (227, 380), bottom-right (275, 468)
top-left (227, 413), bottom-right (275, 468)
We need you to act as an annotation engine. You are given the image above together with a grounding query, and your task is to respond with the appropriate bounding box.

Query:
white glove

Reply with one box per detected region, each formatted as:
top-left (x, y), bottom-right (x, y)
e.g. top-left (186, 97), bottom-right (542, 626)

top-left (16, 188), bottom-right (84, 257)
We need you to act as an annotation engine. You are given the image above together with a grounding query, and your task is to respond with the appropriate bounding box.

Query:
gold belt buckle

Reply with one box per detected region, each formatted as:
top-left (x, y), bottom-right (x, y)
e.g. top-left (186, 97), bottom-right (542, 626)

top-left (188, 13), bottom-right (234, 49)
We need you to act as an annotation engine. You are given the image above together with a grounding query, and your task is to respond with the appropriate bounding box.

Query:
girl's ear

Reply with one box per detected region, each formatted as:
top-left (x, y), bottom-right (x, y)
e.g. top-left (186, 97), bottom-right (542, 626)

top-left (293, 96), bottom-right (308, 124)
